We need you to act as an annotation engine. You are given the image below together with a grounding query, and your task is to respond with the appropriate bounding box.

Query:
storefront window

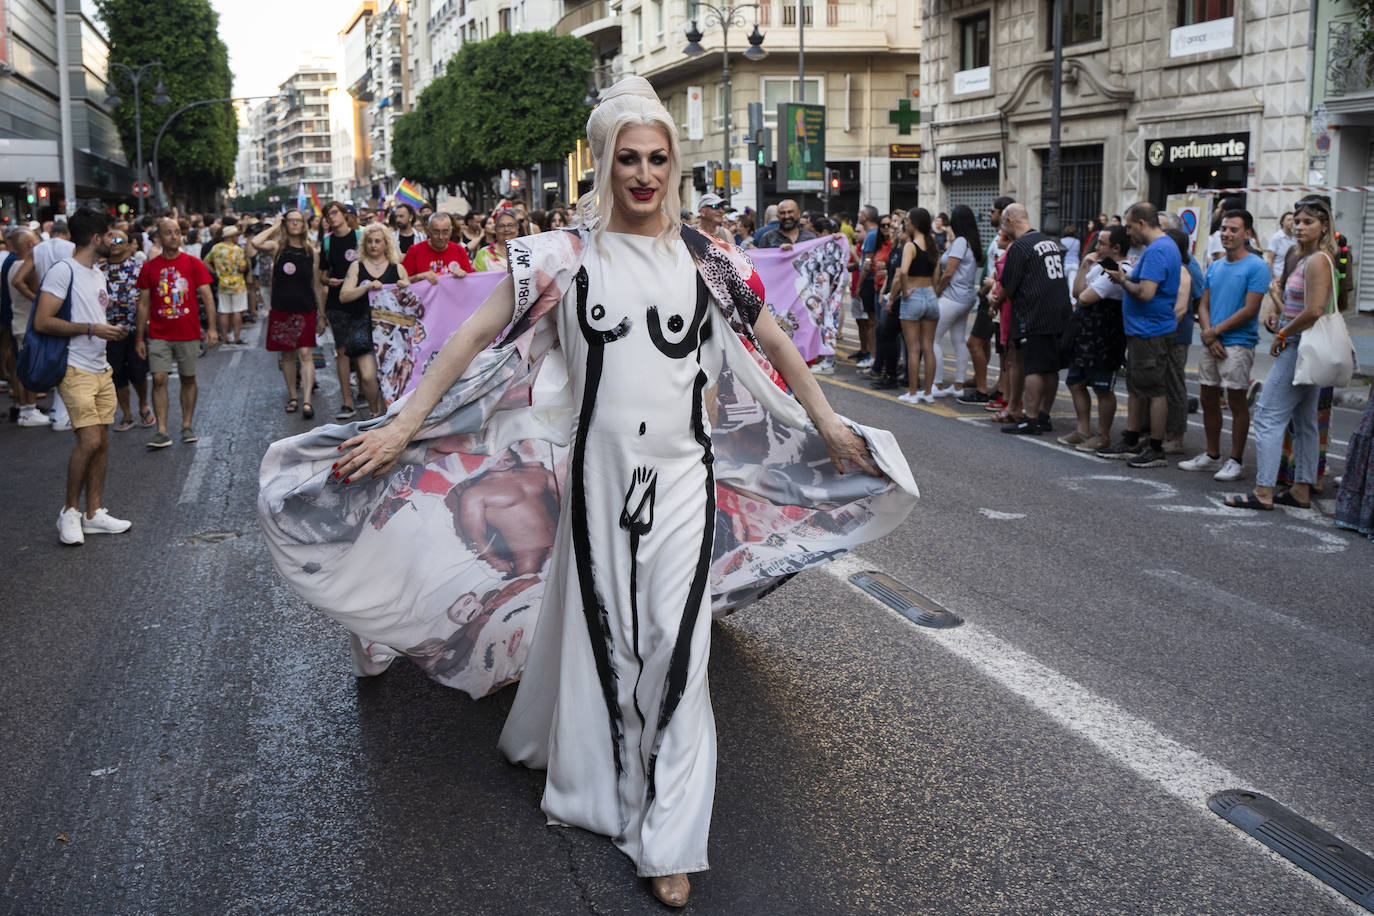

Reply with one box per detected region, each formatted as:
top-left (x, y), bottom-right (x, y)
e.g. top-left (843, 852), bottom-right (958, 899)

top-left (1048, 0), bottom-right (1102, 46)
top-left (1178, 0), bottom-right (1232, 26)
top-left (1038, 145), bottom-right (1103, 233)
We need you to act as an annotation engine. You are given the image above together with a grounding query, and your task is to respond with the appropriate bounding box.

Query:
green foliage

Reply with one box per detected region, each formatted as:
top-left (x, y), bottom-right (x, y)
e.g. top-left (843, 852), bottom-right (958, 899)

top-left (96, 0), bottom-right (238, 202)
top-left (392, 31), bottom-right (592, 200)
top-left (229, 184), bottom-right (293, 214)
top-left (1349, 1), bottom-right (1374, 70)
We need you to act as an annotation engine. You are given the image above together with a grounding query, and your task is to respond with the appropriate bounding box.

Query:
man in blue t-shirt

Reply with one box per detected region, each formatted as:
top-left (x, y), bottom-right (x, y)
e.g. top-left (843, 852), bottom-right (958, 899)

top-left (1099, 201), bottom-right (1180, 467)
top-left (1179, 209), bottom-right (1271, 482)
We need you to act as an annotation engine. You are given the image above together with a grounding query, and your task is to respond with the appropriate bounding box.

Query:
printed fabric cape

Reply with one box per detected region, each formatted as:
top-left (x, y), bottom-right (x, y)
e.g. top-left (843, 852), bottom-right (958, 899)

top-left (258, 226), bottom-right (919, 698)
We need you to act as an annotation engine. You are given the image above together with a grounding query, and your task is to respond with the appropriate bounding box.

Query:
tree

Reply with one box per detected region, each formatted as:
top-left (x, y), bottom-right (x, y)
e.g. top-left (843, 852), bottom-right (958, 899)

top-left (229, 184), bottom-right (292, 215)
top-left (96, 0), bottom-right (238, 207)
top-left (391, 31), bottom-right (592, 207)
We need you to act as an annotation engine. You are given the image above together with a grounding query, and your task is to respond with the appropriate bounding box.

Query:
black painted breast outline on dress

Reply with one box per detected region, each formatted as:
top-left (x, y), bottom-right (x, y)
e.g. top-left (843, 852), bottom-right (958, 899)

top-left (575, 267), bottom-right (632, 344)
top-left (645, 275), bottom-right (711, 360)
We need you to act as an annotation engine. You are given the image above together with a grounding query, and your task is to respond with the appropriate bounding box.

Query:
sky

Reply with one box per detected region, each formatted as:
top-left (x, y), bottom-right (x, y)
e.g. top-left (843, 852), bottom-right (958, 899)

top-left (211, 0), bottom-right (341, 100)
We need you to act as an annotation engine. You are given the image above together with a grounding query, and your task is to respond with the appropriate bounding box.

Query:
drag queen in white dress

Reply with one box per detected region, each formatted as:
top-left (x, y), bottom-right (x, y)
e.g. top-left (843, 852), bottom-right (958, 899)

top-left (261, 77), bottom-right (917, 908)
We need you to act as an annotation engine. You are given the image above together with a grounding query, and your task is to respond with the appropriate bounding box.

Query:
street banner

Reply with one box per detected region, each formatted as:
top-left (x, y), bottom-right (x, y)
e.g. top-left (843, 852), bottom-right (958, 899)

top-left (747, 234), bottom-right (851, 362)
top-left (368, 272), bottom-right (506, 403)
top-left (687, 86), bottom-right (704, 141)
top-left (776, 103), bottom-right (826, 191)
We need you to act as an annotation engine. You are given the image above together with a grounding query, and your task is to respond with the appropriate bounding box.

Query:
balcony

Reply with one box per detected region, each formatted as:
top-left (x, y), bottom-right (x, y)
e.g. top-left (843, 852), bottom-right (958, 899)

top-left (1327, 20), bottom-right (1374, 98)
top-left (555, 0), bottom-right (616, 39)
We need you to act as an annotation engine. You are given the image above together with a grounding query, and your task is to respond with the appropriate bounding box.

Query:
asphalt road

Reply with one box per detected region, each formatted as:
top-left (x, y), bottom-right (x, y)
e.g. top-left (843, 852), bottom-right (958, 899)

top-left (0, 319), bottom-right (1370, 915)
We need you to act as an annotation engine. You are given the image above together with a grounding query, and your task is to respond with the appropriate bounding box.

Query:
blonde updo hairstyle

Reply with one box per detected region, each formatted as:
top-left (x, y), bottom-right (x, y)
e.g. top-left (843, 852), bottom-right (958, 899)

top-left (574, 76), bottom-right (683, 252)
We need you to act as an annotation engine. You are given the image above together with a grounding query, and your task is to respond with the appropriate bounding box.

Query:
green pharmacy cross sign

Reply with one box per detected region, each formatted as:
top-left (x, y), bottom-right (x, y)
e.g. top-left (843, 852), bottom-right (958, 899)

top-left (889, 99), bottom-right (920, 135)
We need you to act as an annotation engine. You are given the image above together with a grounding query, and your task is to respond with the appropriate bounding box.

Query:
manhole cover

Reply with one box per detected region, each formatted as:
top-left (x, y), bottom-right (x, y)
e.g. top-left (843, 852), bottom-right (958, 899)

top-left (189, 530), bottom-right (241, 545)
top-left (1209, 790), bottom-right (1374, 908)
top-left (848, 571), bottom-right (963, 628)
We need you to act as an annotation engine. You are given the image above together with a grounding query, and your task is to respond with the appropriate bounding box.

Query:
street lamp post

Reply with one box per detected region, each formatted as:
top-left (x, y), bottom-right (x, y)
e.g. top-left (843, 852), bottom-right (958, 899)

top-left (683, 4), bottom-right (766, 208)
top-left (104, 62), bottom-right (170, 217)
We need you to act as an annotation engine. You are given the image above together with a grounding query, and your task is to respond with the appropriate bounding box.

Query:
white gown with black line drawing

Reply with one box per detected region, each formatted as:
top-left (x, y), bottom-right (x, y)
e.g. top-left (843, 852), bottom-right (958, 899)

top-left (497, 232), bottom-right (721, 876)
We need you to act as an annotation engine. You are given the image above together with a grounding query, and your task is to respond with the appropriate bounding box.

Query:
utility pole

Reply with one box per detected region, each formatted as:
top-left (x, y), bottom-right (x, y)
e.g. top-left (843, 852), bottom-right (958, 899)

top-left (1043, 0), bottom-right (1064, 237)
top-left (55, 0), bottom-right (76, 215)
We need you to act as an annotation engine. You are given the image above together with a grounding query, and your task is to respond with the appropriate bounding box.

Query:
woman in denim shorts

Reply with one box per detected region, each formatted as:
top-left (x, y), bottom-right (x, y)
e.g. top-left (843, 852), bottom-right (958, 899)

top-left (892, 208), bottom-right (941, 404)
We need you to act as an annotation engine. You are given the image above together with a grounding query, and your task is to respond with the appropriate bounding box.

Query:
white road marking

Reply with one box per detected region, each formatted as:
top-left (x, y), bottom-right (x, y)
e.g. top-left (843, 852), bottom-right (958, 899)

top-left (89, 767), bottom-right (118, 777)
top-left (978, 509), bottom-right (1026, 520)
top-left (817, 555), bottom-right (1367, 914)
top-left (1061, 474), bottom-right (1179, 499)
top-left (177, 436), bottom-right (215, 505)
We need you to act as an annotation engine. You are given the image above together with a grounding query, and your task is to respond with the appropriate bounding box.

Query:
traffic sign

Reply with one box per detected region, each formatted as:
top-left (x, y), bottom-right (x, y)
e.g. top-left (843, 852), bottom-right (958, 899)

top-left (133, 181), bottom-right (151, 197)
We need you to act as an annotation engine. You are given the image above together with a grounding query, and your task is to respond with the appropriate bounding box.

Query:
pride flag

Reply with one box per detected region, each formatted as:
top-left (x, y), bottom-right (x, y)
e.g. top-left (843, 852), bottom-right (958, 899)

top-left (309, 185), bottom-right (323, 217)
top-left (296, 182), bottom-right (308, 214)
top-left (395, 178), bottom-right (427, 210)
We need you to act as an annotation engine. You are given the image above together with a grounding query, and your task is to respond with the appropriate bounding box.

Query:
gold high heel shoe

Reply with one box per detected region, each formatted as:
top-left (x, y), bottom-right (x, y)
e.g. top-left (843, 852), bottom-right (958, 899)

top-left (650, 873), bottom-right (690, 907)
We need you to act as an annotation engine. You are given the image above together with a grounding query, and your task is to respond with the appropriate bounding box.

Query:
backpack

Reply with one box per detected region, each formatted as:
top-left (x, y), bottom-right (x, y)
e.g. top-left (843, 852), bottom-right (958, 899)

top-left (17, 263), bottom-right (75, 391)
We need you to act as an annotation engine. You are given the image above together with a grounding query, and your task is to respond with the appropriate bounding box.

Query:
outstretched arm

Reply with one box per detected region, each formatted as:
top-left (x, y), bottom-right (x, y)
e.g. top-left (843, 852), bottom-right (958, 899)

top-left (335, 275), bottom-right (517, 481)
top-left (752, 307), bottom-right (881, 476)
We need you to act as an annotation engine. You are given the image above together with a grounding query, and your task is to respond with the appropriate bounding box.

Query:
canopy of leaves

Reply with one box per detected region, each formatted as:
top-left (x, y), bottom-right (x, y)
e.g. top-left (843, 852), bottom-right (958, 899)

top-left (392, 31), bottom-right (592, 197)
top-left (96, 0), bottom-right (238, 201)
top-left (229, 184), bottom-right (293, 215)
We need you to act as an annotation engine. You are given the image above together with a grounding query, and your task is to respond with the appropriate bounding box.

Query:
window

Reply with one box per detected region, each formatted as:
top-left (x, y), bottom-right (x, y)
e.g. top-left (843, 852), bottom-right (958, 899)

top-left (713, 85), bottom-right (727, 130)
top-left (498, 7), bottom-right (510, 32)
top-left (630, 9), bottom-right (643, 54)
top-left (960, 14), bottom-right (990, 71)
top-left (1037, 145), bottom-right (1103, 233)
top-left (652, 0), bottom-right (664, 44)
top-left (782, 0), bottom-right (813, 26)
top-left (1178, 0), bottom-right (1232, 25)
top-left (761, 76), bottom-right (822, 126)
top-left (1049, 0), bottom-right (1102, 45)
top-left (686, 0), bottom-right (700, 21)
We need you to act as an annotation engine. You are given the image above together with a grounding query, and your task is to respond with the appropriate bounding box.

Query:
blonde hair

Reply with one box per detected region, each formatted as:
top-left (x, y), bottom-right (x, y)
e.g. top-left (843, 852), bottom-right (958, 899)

top-left (574, 76), bottom-right (682, 252)
top-left (270, 209), bottom-right (317, 266)
top-left (361, 223), bottom-right (399, 263)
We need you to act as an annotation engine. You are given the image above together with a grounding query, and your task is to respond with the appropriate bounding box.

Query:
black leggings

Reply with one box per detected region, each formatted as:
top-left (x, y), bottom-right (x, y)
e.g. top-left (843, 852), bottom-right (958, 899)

top-left (872, 298), bottom-right (905, 378)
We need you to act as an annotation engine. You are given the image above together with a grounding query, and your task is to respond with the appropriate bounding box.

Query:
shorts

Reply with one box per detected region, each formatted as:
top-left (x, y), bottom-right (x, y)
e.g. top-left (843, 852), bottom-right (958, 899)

top-left (217, 290), bottom-right (248, 314)
top-left (850, 296), bottom-right (871, 320)
top-left (1013, 333), bottom-right (1060, 376)
top-left (1197, 343), bottom-right (1256, 390)
top-left (1066, 365), bottom-right (1116, 391)
top-left (57, 365), bottom-right (116, 429)
top-left (970, 297), bottom-right (994, 341)
top-left (899, 286), bottom-right (939, 321)
top-left (1124, 334), bottom-right (1171, 399)
top-left (326, 308), bottom-right (375, 358)
top-left (147, 338), bottom-right (199, 377)
top-left (106, 334), bottom-right (149, 389)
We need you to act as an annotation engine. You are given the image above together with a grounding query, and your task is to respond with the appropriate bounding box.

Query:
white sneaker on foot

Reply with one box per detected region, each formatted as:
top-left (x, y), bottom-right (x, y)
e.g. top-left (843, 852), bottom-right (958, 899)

top-left (897, 391), bottom-right (918, 403)
top-left (810, 360), bottom-right (835, 376)
top-left (51, 417), bottom-right (72, 432)
top-left (17, 409), bottom-right (52, 427)
top-left (57, 507), bottom-right (85, 545)
top-left (1213, 458), bottom-right (1245, 482)
top-left (933, 385), bottom-right (957, 397)
top-left (81, 507), bottom-right (132, 535)
top-left (917, 392), bottom-right (936, 404)
top-left (1179, 453), bottom-right (1223, 472)
top-left (856, 357), bottom-right (873, 369)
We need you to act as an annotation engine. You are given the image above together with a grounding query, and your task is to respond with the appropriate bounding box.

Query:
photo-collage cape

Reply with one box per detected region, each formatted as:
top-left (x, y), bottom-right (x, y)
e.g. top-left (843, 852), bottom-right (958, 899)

top-left (257, 226), bottom-right (919, 698)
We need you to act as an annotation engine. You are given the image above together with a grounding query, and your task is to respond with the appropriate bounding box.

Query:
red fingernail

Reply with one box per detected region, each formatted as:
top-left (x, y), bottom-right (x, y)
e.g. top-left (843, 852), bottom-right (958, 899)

top-left (336, 445), bottom-right (343, 450)
top-left (343, 477), bottom-right (351, 484)
top-left (331, 463), bottom-right (337, 469)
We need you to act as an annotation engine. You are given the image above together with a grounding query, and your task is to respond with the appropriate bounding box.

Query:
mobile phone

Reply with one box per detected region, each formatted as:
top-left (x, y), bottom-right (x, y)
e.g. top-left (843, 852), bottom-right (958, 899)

top-left (1099, 257), bottom-right (1119, 273)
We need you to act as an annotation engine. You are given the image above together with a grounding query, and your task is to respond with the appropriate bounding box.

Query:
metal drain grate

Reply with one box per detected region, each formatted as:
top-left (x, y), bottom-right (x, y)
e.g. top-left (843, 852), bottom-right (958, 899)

top-left (848, 571), bottom-right (963, 628)
top-left (189, 529), bottom-right (241, 545)
top-left (1209, 790), bottom-right (1374, 909)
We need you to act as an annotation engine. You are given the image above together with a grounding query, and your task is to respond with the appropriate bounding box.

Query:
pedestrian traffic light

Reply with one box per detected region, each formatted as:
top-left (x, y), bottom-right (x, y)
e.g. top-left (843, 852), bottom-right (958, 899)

top-left (25, 178), bottom-right (36, 205)
top-left (510, 173), bottom-right (523, 190)
top-left (828, 169), bottom-right (840, 192)
top-left (38, 186), bottom-right (50, 201)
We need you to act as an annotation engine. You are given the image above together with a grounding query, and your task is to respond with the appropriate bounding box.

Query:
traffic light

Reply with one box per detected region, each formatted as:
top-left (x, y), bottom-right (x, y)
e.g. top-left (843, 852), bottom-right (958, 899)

top-left (754, 128), bottom-right (771, 166)
top-left (828, 169), bottom-right (840, 193)
top-left (25, 178), bottom-right (36, 205)
top-left (38, 186), bottom-right (50, 202)
top-left (510, 173), bottom-right (523, 190)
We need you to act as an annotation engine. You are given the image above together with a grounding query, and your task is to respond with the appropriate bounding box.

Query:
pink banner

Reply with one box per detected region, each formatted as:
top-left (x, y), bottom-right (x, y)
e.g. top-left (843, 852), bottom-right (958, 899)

top-left (747, 234), bottom-right (851, 362)
top-left (368, 272), bottom-right (506, 403)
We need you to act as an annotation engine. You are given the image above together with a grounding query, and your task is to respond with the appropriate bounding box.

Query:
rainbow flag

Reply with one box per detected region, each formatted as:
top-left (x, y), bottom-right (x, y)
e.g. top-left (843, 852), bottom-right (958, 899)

top-left (394, 178), bottom-right (427, 210)
top-left (309, 185), bottom-right (323, 217)
top-left (296, 182), bottom-right (308, 214)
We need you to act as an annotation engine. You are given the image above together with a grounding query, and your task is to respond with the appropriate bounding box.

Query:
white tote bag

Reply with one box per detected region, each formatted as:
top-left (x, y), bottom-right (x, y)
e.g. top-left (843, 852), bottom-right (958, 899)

top-left (1293, 253), bottom-right (1356, 388)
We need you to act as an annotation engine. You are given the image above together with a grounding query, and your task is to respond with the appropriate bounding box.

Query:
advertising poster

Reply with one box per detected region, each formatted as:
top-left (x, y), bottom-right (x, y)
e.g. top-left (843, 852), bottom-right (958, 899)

top-left (776, 103), bottom-right (826, 192)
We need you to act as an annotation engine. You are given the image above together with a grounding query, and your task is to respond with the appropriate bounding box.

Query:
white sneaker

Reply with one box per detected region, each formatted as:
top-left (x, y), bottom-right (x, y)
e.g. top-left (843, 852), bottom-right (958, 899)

top-left (810, 360), bottom-right (835, 376)
top-left (17, 409), bottom-right (52, 427)
top-left (856, 357), bottom-right (873, 369)
top-left (897, 391), bottom-right (918, 403)
top-left (81, 507), bottom-right (132, 535)
top-left (1179, 453), bottom-right (1223, 472)
top-left (933, 385), bottom-right (957, 397)
top-left (917, 392), bottom-right (936, 404)
top-left (57, 507), bottom-right (85, 545)
top-left (51, 417), bottom-right (72, 432)
top-left (1212, 458), bottom-right (1245, 482)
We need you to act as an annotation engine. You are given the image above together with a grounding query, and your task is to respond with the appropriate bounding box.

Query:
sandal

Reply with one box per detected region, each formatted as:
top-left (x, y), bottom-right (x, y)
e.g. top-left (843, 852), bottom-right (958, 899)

top-left (139, 406), bottom-right (156, 427)
top-left (302, 403), bottom-right (314, 420)
top-left (1272, 489), bottom-right (1312, 509)
top-left (285, 398), bottom-right (299, 413)
top-left (113, 415), bottom-right (135, 432)
top-left (991, 412), bottom-right (1025, 424)
top-left (1225, 492), bottom-right (1273, 511)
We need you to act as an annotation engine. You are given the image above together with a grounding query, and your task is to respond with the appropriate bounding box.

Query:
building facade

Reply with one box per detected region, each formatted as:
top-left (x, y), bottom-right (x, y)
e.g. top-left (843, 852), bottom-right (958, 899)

top-left (557, 0), bottom-right (922, 217)
top-left (263, 61), bottom-right (336, 198)
top-left (366, 0), bottom-right (410, 194)
top-left (0, 0), bottom-right (138, 225)
top-left (339, 2), bottom-right (377, 205)
top-left (920, 0), bottom-right (1313, 245)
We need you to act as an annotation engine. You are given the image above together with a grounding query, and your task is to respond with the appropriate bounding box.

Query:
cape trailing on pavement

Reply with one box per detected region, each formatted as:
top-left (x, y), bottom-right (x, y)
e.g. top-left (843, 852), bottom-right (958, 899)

top-left (258, 226), bottom-right (919, 698)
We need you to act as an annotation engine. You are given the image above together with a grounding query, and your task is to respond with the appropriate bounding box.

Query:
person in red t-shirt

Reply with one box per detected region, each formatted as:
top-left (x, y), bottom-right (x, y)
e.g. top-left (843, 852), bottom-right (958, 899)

top-left (399, 213), bottom-right (472, 282)
top-left (134, 218), bottom-right (216, 449)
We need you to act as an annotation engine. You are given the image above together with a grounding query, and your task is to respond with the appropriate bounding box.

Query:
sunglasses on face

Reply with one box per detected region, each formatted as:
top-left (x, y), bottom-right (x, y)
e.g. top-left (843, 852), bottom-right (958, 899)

top-left (704, 203), bottom-right (726, 210)
top-left (109, 236), bottom-right (128, 244)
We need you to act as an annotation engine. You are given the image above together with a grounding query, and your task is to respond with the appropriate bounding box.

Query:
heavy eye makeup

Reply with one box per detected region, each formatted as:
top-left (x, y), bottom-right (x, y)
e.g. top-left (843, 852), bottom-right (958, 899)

top-left (616, 149), bottom-right (669, 166)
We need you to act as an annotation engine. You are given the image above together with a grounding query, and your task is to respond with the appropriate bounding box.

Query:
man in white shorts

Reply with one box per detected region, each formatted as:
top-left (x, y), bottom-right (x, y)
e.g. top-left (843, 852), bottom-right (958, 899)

top-left (1180, 209), bottom-right (1271, 482)
top-left (206, 225), bottom-right (249, 345)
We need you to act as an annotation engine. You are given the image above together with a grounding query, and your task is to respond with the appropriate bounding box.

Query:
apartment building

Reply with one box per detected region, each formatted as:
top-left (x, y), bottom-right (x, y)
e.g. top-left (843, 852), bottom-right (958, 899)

top-left (263, 62), bottom-right (336, 196)
top-left (366, 0), bottom-right (409, 190)
top-left (0, 0), bottom-right (138, 224)
top-left (920, 0), bottom-right (1313, 243)
top-left (559, 0), bottom-right (922, 215)
top-left (340, 2), bottom-right (377, 203)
